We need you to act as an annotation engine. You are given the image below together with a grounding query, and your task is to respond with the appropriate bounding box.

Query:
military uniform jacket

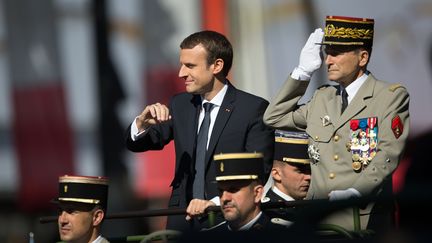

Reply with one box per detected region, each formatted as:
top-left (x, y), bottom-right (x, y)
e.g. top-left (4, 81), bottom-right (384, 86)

top-left (206, 212), bottom-right (287, 232)
top-left (262, 189), bottom-right (298, 223)
top-left (263, 74), bottom-right (410, 230)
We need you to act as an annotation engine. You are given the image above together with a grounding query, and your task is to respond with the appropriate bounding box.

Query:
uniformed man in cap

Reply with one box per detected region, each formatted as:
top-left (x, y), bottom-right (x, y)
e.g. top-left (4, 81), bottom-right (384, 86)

top-left (207, 153), bottom-right (286, 231)
top-left (264, 130), bottom-right (311, 202)
top-left (264, 16), bottom-right (410, 231)
top-left (261, 130), bottom-right (311, 225)
top-left (56, 175), bottom-right (110, 243)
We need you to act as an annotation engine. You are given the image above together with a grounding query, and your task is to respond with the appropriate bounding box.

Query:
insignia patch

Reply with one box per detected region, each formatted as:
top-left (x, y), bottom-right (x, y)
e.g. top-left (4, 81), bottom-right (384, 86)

top-left (349, 117), bottom-right (378, 171)
top-left (321, 115), bottom-right (332, 127)
top-left (391, 115), bottom-right (403, 139)
top-left (64, 185), bottom-right (68, 193)
top-left (220, 162), bottom-right (224, 172)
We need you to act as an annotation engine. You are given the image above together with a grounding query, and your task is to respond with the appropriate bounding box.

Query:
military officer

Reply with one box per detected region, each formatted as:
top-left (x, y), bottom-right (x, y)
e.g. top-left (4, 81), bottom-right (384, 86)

top-left (55, 175), bottom-right (110, 243)
top-left (207, 152), bottom-right (287, 232)
top-left (263, 15), bottom-right (410, 231)
top-left (262, 130), bottom-right (311, 225)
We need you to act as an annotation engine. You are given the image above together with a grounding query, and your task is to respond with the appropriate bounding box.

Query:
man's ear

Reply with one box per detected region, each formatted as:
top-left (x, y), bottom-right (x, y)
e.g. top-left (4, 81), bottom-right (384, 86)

top-left (92, 209), bottom-right (105, 226)
top-left (358, 50), bottom-right (369, 67)
top-left (271, 167), bottom-right (282, 183)
top-left (254, 185), bottom-right (264, 203)
top-left (212, 58), bottom-right (224, 75)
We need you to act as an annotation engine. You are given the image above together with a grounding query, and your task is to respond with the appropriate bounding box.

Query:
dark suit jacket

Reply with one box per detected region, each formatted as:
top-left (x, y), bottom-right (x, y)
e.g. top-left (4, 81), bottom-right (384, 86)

top-left (126, 82), bottom-right (274, 230)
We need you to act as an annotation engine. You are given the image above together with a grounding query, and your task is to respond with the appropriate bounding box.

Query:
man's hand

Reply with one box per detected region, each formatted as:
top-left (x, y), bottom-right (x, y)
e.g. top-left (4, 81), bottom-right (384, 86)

top-left (185, 199), bottom-right (216, 221)
top-left (328, 188), bottom-right (361, 201)
top-left (295, 28), bottom-right (324, 79)
top-left (136, 103), bottom-right (171, 132)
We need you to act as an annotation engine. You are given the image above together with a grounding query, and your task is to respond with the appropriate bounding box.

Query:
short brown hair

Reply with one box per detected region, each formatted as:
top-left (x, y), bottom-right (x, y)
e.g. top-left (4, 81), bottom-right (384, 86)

top-left (180, 30), bottom-right (233, 77)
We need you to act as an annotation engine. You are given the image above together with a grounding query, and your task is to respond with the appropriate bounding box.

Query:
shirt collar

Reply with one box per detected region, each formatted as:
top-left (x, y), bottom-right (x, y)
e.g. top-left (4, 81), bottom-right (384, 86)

top-left (201, 83), bottom-right (228, 107)
top-left (343, 72), bottom-right (369, 103)
top-left (92, 235), bottom-right (103, 243)
top-left (272, 186), bottom-right (295, 201)
top-left (227, 211), bottom-right (263, 231)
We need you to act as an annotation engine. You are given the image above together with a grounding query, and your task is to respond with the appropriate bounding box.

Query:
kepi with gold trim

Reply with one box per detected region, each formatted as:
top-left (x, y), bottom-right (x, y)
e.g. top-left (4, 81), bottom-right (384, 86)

top-left (56, 175), bottom-right (109, 209)
top-left (214, 153), bottom-right (264, 182)
top-left (274, 130), bottom-right (310, 165)
top-left (323, 15), bottom-right (374, 47)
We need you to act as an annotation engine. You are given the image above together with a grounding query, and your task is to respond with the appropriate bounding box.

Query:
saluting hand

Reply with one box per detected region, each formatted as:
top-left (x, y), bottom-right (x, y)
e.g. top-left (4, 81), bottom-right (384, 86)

top-left (136, 103), bottom-right (171, 132)
top-left (297, 28), bottom-right (324, 79)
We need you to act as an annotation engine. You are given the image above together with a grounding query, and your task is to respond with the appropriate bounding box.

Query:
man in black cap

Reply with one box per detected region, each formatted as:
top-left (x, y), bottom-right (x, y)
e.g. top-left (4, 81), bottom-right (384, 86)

top-left (261, 130), bottom-right (311, 225)
top-left (56, 175), bottom-right (110, 243)
top-left (208, 153), bottom-right (286, 231)
top-left (264, 16), bottom-right (410, 231)
top-left (264, 130), bottom-right (311, 203)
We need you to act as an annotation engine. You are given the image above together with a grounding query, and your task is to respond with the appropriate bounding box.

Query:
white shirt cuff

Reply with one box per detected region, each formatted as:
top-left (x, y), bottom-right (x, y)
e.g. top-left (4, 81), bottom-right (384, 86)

top-left (131, 117), bottom-right (148, 141)
top-left (210, 196), bottom-right (220, 206)
top-left (291, 67), bottom-right (311, 80)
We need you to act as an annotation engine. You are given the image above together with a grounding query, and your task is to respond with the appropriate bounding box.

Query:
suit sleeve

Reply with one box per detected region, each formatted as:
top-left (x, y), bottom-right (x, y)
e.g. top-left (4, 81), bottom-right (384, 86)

top-left (352, 86), bottom-right (410, 195)
top-left (245, 99), bottom-right (275, 181)
top-left (263, 76), bottom-right (310, 130)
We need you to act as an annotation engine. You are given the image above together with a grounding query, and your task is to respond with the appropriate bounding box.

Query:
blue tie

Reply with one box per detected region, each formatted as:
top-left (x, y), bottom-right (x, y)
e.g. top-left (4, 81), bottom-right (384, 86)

top-left (193, 102), bottom-right (214, 199)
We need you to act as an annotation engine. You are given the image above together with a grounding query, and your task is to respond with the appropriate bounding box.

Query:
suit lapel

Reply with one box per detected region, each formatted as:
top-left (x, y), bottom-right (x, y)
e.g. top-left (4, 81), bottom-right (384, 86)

top-left (326, 86), bottom-right (341, 126)
top-left (205, 83), bottom-right (236, 168)
top-left (334, 75), bottom-right (376, 131)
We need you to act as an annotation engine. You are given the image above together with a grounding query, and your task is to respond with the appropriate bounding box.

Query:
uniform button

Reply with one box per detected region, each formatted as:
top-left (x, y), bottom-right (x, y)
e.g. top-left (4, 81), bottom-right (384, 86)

top-left (315, 136), bottom-right (319, 140)
top-left (334, 155), bottom-right (339, 161)
top-left (334, 135), bottom-right (339, 142)
top-left (329, 173), bottom-right (335, 179)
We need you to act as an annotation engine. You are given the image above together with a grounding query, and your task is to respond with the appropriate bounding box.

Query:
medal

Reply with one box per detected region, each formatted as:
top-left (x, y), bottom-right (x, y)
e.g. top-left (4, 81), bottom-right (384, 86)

top-left (349, 117), bottom-right (379, 171)
top-left (308, 144), bottom-right (320, 164)
top-left (352, 161), bottom-right (362, 171)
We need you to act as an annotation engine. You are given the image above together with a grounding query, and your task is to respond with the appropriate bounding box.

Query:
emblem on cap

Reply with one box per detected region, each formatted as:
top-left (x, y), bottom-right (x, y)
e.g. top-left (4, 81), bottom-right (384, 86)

top-left (64, 185), bottom-right (68, 193)
top-left (220, 162), bottom-right (224, 172)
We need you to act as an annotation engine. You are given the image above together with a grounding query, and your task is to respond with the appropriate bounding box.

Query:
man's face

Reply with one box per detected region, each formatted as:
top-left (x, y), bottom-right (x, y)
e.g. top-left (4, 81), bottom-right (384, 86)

top-left (178, 44), bottom-right (218, 97)
top-left (57, 202), bottom-right (98, 243)
top-left (324, 46), bottom-right (367, 87)
top-left (218, 180), bottom-right (262, 229)
top-left (273, 161), bottom-right (311, 200)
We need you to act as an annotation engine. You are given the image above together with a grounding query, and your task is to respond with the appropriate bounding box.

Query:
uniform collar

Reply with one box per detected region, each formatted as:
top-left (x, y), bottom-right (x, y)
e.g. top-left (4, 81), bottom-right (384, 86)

top-left (272, 186), bottom-right (295, 201)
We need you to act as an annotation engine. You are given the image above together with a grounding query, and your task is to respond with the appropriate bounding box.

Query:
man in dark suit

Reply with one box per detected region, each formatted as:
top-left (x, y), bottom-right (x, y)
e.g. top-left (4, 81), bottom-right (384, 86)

top-left (125, 30), bottom-right (274, 231)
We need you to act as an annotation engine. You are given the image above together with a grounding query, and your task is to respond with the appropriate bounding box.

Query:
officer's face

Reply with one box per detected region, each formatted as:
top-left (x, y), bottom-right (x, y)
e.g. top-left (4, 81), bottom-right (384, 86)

top-left (218, 180), bottom-right (263, 230)
top-left (57, 202), bottom-right (103, 242)
top-left (273, 161), bottom-right (311, 200)
top-left (178, 44), bottom-right (223, 100)
top-left (324, 46), bottom-right (369, 87)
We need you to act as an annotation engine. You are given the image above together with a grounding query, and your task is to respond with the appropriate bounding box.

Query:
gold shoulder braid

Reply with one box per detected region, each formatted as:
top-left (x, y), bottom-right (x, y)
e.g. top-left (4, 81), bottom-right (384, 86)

top-left (388, 84), bottom-right (403, 92)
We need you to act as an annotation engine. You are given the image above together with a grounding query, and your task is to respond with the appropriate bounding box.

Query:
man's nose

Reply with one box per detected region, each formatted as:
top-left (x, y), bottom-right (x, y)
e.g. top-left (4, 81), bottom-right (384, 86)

top-left (178, 65), bottom-right (186, 78)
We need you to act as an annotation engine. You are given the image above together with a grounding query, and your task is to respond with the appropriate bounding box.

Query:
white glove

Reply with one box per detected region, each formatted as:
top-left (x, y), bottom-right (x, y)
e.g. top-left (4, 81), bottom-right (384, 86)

top-left (292, 28), bottom-right (324, 80)
top-left (328, 188), bottom-right (361, 201)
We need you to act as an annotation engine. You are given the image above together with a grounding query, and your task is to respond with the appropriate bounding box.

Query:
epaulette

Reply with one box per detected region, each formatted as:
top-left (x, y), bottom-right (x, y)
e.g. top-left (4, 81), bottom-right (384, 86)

top-left (271, 218), bottom-right (293, 227)
top-left (388, 83), bottom-right (404, 92)
top-left (318, 84), bottom-right (331, 90)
